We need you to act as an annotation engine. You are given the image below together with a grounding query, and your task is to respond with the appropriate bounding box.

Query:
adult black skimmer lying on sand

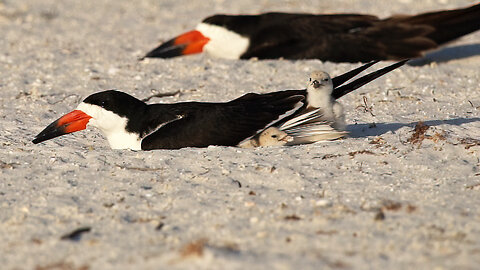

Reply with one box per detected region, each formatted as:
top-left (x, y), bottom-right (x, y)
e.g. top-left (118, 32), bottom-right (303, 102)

top-left (32, 60), bottom-right (406, 150)
top-left (142, 3), bottom-right (480, 62)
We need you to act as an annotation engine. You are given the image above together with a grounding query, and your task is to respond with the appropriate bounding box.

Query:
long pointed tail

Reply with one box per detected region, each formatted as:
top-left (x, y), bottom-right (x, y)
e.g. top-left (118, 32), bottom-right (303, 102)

top-left (390, 3), bottom-right (480, 45)
top-left (332, 59), bottom-right (408, 99)
top-left (332, 61), bottom-right (379, 88)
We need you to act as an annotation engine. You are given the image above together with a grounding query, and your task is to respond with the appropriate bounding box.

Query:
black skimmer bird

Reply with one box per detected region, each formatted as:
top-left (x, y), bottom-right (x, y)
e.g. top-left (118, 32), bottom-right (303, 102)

top-left (32, 60), bottom-right (406, 150)
top-left (142, 3), bottom-right (480, 62)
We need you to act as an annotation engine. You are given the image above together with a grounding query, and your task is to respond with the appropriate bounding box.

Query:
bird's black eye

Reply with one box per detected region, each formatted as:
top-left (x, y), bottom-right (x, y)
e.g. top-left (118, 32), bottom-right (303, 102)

top-left (309, 78), bottom-right (312, 82)
top-left (99, 100), bottom-right (109, 108)
top-left (323, 78), bottom-right (329, 82)
top-left (271, 135), bottom-right (278, 138)
top-left (313, 80), bottom-right (320, 88)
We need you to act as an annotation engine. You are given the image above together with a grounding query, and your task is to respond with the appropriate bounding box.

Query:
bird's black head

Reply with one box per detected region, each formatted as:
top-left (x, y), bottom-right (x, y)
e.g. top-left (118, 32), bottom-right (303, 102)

top-left (202, 14), bottom-right (263, 36)
top-left (202, 13), bottom-right (302, 36)
top-left (82, 90), bottom-right (146, 119)
top-left (32, 90), bottom-right (148, 149)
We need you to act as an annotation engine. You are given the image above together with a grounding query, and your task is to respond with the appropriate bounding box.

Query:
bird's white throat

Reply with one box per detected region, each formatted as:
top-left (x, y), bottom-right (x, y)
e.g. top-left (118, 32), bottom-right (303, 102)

top-left (196, 22), bottom-right (250, 59)
top-left (307, 85), bottom-right (334, 110)
top-left (76, 103), bottom-right (142, 150)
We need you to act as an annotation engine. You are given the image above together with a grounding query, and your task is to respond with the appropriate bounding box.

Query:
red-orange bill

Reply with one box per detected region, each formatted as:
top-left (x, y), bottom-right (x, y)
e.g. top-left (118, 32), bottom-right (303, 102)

top-left (32, 110), bottom-right (92, 144)
top-left (142, 30), bottom-right (210, 59)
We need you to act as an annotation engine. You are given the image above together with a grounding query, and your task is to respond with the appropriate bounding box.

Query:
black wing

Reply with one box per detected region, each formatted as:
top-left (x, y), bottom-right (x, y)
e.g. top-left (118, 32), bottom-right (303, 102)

top-left (386, 3), bottom-right (480, 46)
top-left (240, 3), bottom-right (480, 62)
top-left (241, 13), bottom-right (437, 62)
top-left (141, 90), bottom-right (305, 150)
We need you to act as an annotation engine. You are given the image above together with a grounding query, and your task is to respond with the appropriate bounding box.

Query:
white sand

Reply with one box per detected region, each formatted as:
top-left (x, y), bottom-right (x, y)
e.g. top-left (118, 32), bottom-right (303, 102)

top-left (1, 0), bottom-right (480, 269)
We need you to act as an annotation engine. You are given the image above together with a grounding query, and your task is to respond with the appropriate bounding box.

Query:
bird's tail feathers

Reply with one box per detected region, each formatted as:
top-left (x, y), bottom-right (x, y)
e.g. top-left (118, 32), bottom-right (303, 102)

top-left (393, 3), bottom-right (480, 45)
top-left (332, 59), bottom-right (408, 99)
top-left (332, 60), bottom-right (379, 88)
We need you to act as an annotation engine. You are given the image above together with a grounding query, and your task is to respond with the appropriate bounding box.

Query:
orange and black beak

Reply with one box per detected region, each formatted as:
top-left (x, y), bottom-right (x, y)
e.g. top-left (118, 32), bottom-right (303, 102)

top-left (141, 30), bottom-right (210, 59)
top-left (32, 110), bottom-right (92, 144)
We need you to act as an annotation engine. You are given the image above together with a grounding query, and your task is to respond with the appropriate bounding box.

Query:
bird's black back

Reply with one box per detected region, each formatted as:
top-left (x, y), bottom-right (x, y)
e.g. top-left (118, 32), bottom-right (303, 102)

top-left (141, 90), bottom-right (305, 150)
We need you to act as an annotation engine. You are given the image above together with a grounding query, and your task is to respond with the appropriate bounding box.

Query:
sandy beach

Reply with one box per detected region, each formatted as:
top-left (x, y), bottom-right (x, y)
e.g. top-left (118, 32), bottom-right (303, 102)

top-left (1, 0), bottom-right (480, 269)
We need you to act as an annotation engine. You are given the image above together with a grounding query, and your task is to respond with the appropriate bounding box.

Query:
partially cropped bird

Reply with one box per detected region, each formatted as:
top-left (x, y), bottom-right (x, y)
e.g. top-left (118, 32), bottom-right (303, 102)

top-left (32, 60), bottom-right (406, 150)
top-left (142, 3), bottom-right (480, 62)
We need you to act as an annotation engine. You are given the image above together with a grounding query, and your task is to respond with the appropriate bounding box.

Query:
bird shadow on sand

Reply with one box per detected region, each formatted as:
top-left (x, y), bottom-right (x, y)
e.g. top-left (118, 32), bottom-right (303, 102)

top-left (347, 117), bottom-right (480, 138)
top-left (408, 43), bottom-right (480, 66)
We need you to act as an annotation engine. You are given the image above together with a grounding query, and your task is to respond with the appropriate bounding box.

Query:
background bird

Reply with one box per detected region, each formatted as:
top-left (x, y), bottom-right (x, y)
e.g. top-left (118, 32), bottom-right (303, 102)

top-left (142, 3), bottom-right (480, 62)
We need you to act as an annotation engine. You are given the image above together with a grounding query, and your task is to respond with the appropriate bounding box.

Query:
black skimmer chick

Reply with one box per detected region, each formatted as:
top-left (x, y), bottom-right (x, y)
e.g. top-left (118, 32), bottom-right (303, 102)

top-left (32, 60), bottom-right (406, 150)
top-left (238, 127), bottom-right (293, 148)
top-left (305, 70), bottom-right (344, 130)
top-left (142, 3), bottom-right (480, 62)
top-left (238, 108), bottom-right (348, 148)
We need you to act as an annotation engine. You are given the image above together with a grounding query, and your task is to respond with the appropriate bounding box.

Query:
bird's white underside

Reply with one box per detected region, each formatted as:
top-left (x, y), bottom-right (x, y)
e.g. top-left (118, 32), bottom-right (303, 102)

top-left (196, 23), bottom-right (250, 59)
top-left (306, 76), bottom-right (345, 130)
top-left (306, 82), bottom-right (334, 111)
top-left (77, 103), bottom-right (142, 150)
